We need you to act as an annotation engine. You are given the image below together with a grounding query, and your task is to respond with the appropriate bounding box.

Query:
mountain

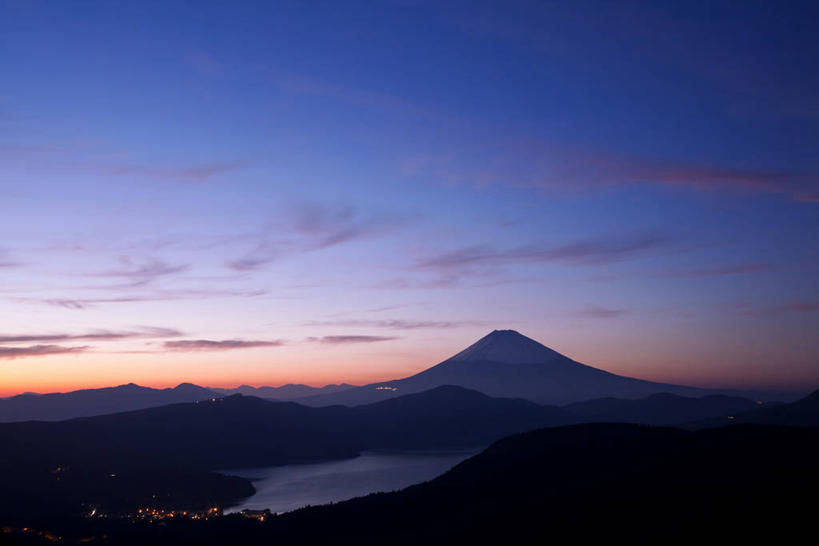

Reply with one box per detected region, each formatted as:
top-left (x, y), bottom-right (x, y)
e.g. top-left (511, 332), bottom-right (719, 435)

top-left (0, 386), bottom-right (565, 518)
top-left (0, 382), bottom-right (220, 422)
top-left (0, 387), bottom-right (566, 469)
top-left (299, 329), bottom-right (786, 406)
top-left (695, 388), bottom-right (819, 428)
top-left (212, 383), bottom-right (354, 400)
top-left (345, 385), bottom-right (568, 449)
top-left (43, 423), bottom-right (819, 545)
top-left (564, 392), bottom-right (762, 426)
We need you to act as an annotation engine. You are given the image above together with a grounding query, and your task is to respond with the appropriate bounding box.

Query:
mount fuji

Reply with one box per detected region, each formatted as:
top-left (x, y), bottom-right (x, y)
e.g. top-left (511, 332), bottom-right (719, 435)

top-left (300, 329), bottom-right (777, 406)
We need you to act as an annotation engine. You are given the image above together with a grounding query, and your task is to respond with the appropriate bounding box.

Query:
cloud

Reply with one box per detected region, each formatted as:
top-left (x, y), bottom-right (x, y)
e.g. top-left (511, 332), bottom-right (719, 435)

top-left (579, 306), bottom-right (625, 319)
top-left (227, 203), bottom-right (412, 271)
top-left (731, 300), bottom-right (819, 316)
top-left (97, 160), bottom-right (246, 182)
top-left (0, 327), bottom-right (183, 344)
top-left (656, 262), bottom-right (776, 278)
top-left (274, 73), bottom-right (443, 120)
top-left (0, 345), bottom-right (89, 360)
top-left (163, 339), bottom-right (285, 351)
top-left (304, 319), bottom-right (469, 330)
top-left (40, 289), bottom-right (267, 310)
top-left (0, 248), bottom-right (22, 268)
top-left (94, 257), bottom-right (189, 281)
top-left (406, 140), bottom-right (819, 202)
top-left (0, 143), bottom-right (248, 183)
top-left (773, 301), bottom-right (819, 313)
top-left (308, 335), bottom-right (399, 344)
top-left (417, 233), bottom-right (675, 273)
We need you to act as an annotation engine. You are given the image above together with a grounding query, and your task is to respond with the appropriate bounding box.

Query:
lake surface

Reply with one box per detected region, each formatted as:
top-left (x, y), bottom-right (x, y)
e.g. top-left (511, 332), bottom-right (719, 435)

top-left (225, 449), bottom-right (479, 514)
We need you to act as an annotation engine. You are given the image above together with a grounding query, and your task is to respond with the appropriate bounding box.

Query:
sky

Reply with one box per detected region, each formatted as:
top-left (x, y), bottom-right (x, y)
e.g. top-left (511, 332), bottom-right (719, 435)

top-left (1, 0), bottom-right (817, 396)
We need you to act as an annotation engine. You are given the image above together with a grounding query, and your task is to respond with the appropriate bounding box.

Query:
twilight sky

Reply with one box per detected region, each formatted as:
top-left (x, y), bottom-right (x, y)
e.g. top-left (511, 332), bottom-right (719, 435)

top-left (1, 0), bottom-right (817, 396)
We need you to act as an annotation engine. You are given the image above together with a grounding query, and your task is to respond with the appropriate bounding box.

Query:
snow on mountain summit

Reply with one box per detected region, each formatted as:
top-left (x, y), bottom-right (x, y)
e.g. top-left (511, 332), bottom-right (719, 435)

top-left (448, 330), bottom-right (569, 365)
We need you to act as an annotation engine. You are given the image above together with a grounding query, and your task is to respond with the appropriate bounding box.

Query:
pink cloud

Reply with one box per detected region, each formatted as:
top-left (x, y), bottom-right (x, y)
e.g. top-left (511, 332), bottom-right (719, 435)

top-left (0, 345), bottom-right (89, 359)
top-left (308, 335), bottom-right (398, 344)
top-left (0, 327), bottom-right (182, 344)
top-left (163, 339), bottom-right (285, 351)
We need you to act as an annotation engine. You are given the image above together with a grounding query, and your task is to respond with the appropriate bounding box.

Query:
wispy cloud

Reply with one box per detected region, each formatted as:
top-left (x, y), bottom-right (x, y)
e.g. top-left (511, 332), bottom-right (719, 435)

top-left (406, 140), bottom-right (819, 202)
top-left (93, 257), bottom-right (189, 284)
top-left (308, 335), bottom-right (398, 344)
top-left (0, 327), bottom-right (183, 344)
top-left (227, 202), bottom-right (412, 271)
top-left (0, 345), bottom-right (89, 360)
top-left (655, 262), bottom-right (776, 278)
top-left (304, 319), bottom-right (470, 330)
top-left (730, 300), bottom-right (819, 316)
top-left (579, 306), bottom-right (626, 319)
top-left (95, 160), bottom-right (247, 183)
top-left (40, 288), bottom-right (267, 310)
top-left (0, 143), bottom-right (248, 183)
top-left (274, 73), bottom-right (444, 120)
top-left (772, 301), bottom-right (819, 313)
top-left (417, 233), bottom-right (676, 273)
top-left (0, 248), bottom-right (22, 268)
top-left (163, 339), bottom-right (285, 351)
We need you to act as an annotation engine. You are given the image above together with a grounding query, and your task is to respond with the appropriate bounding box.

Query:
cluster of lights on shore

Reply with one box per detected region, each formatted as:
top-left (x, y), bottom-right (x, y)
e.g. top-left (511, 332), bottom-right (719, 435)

top-left (131, 506), bottom-right (222, 521)
top-left (84, 506), bottom-right (272, 523)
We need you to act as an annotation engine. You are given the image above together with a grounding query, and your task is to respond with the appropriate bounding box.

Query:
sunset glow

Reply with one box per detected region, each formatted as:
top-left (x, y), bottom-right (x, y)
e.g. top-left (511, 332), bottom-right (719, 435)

top-left (2, 1), bottom-right (817, 397)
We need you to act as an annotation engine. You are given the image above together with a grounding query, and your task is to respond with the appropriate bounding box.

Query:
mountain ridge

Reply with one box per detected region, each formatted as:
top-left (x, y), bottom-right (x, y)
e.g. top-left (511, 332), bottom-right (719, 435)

top-left (299, 329), bottom-right (792, 406)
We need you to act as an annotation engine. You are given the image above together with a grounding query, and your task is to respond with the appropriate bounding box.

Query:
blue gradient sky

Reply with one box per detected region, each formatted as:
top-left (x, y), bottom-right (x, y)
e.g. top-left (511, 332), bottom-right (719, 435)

top-left (1, 1), bottom-right (817, 395)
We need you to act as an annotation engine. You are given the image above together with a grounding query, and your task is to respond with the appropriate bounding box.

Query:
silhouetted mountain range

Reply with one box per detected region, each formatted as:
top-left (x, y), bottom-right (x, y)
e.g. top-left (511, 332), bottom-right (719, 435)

top-left (564, 391), bottom-right (763, 426)
top-left (0, 383), bottom-right (357, 423)
top-left (695, 388), bottom-right (819, 428)
top-left (300, 329), bottom-right (792, 406)
top-left (0, 383), bottom-right (219, 422)
top-left (0, 386), bottom-right (563, 518)
top-left (2, 330), bottom-right (797, 424)
top-left (5, 383), bottom-right (811, 523)
top-left (211, 383), bottom-right (354, 400)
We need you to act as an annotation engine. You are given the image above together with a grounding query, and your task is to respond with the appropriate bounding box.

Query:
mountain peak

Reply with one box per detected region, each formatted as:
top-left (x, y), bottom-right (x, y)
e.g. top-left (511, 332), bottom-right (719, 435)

top-left (447, 330), bottom-right (569, 365)
top-left (172, 382), bottom-right (210, 393)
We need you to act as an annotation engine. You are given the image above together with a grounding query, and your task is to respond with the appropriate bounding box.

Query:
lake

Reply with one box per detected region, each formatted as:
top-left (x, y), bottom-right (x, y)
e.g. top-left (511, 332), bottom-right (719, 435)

top-left (225, 449), bottom-right (479, 514)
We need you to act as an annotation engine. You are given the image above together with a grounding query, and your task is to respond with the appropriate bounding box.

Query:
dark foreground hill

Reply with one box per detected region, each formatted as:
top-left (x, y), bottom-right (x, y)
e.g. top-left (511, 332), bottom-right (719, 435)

top-left (13, 423), bottom-right (819, 545)
top-left (2, 385), bottom-right (811, 526)
top-left (0, 386), bottom-right (564, 519)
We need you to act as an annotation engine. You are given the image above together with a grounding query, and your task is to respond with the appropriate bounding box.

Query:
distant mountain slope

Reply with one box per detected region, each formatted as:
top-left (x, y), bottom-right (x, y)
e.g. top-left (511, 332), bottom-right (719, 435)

top-left (212, 383), bottom-right (354, 400)
top-left (345, 385), bottom-right (569, 449)
top-left (300, 329), bottom-right (787, 406)
top-left (0, 387), bottom-right (565, 469)
top-left (696, 388), bottom-right (819, 428)
top-left (564, 392), bottom-right (762, 425)
top-left (0, 383), bottom-right (219, 422)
